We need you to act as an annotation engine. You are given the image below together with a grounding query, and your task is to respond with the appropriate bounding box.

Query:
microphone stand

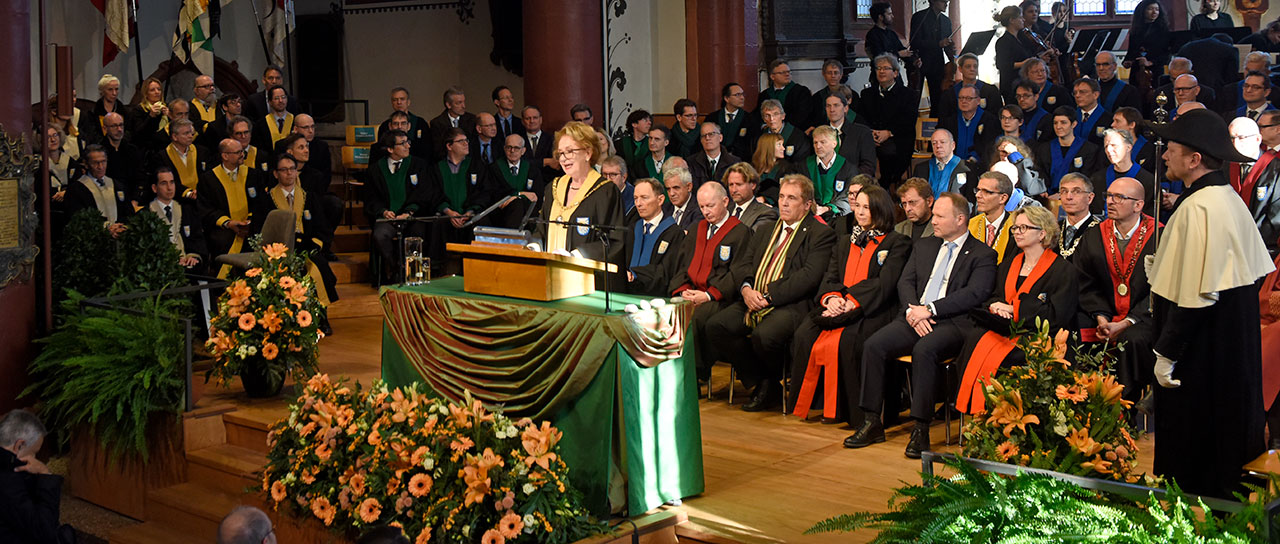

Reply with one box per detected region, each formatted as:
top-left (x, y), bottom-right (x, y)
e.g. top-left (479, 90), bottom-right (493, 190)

top-left (527, 217), bottom-right (628, 313)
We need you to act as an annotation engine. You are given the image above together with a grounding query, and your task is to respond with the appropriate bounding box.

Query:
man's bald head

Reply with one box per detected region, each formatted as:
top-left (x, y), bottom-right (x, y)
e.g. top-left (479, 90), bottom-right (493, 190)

top-left (476, 112), bottom-right (497, 139)
top-left (1230, 117), bottom-right (1264, 157)
top-left (1111, 176), bottom-right (1144, 200)
top-left (661, 156), bottom-right (688, 173)
top-left (1106, 176), bottom-right (1146, 222)
top-left (217, 505), bottom-right (274, 544)
top-left (697, 180), bottom-right (730, 224)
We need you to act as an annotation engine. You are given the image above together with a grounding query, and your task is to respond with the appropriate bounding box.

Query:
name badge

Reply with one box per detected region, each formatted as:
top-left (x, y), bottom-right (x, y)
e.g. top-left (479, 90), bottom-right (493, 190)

top-left (526, 179), bottom-right (534, 190)
top-left (116, 190), bottom-right (126, 201)
top-left (979, 98), bottom-right (987, 108)
top-left (956, 173), bottom-right (967, 186)
top-left (1260, 185), bottom-right (1270, 201)
top-left (1073, 157), bottom-right (1083, 168)
top-left (261, 163), bottom-right (269, 172)
top-left (199, 161), bottom-right (206, 170)
top-left (739, 127), bottom-right (747, 137)
top-left (470, 174), bottom-right (478, 186)
top-left (719, 244), bottom-right (731, 261)
top-left (1095, 126), bottom-right (1104, 137)
top-left (183, 225), bottom-right (191, 237)
top-left (416, 129), bottom-right (422, 138)
top-left (877, 250), bottom-right (888, 265)
top-left (410, 174), bottom-right (419, 186)
top-left (834, 179), bottom-right (846, 192)
top-left (658, 240), bottom-right (669, 255)
top-left (248, 187), bottom-right (258, 198)
top-left (1047, 96), bottom-right (1057, 105)
top-left (785, 145), bottom-right (795, 157)
top-left (304, 209), bottom-right (312, 221)
top-left (977, 124), bottom-right (985, 135)
top-left (575, 216), bottom-right (590, 236)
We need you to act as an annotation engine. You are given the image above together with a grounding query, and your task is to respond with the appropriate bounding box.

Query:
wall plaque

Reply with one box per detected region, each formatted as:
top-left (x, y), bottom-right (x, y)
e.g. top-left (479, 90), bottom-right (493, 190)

top-left (0, 125), bottom-right (38, 288)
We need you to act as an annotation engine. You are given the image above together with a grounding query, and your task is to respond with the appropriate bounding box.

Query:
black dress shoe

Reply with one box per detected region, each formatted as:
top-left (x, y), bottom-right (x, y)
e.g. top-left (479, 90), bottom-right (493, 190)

top-left (742, 381), bottom-right (780, 412)
top-left (904, 423), bottom-right (931, 459)
top-left (843, 419), bottom-right (886, 448)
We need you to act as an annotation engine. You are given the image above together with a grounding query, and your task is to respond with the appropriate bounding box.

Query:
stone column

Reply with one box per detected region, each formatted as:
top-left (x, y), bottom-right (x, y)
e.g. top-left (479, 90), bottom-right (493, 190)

top-left (687, 0), bottom-right (761, 114)
top-left (523, 0), bottom-right (604, 131)
top-left (0, 0), bottom-right (36, 414)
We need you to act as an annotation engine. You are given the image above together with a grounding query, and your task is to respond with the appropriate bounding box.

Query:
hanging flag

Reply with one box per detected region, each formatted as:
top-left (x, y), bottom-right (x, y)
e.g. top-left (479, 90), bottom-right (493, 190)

top-left (262, 0), bottom-right (295, 67)
top-left (172, 0), bottom-right (216, 75)
top-left (89, 0), bottom-right (132, 66)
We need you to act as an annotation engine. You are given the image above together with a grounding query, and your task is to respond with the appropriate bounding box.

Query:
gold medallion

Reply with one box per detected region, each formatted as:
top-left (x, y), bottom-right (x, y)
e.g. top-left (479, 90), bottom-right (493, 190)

top-left (1117, 283), bottom-right (1128, 296)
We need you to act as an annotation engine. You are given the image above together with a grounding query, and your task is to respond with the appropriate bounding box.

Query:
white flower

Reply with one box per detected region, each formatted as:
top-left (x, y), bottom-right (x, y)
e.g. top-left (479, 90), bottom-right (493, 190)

top-left (495, 428), bottom-right (507, 439)
top-left (257, 278), bottom-right (268, 290)
top-left (246, 346), bottom-right (258, 356)
top-left (423, 458), bottom-right (434, 470)
top-left (522, 514), bottom-right (536, 531)
top-left (461, 525), bottom-right (470, 537)
top-left (505, 425), bottom-right (517, 437)
top-left (523, 483), bottom-right (536, 495)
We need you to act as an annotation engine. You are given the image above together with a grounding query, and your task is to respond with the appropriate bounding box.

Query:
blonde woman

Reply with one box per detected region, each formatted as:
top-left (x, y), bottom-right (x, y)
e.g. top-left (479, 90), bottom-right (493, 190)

top-left (530, 121), bottom-right (625, 267)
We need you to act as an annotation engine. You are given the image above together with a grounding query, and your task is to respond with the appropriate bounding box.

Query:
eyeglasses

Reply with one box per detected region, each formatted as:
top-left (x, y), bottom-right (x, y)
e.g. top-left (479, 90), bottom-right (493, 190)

top-left (975, 188), bottom-right (1007, 196)
top-left (900, 198), bottom-right (925, 208)
top-left (772, 70), bottom-right (791, 76)
top-left (1060, 188), bottom-right (1091, 196)
top-left (1173, 86), bottom-right (1198, 92)
top-left (1259, 123), bottom-right (1280, 129)
top-left (504, 145), bottom-right (524, 150)
top-left (1105, 192), bottom-right (1142, 202)
top-left (958, 96), bottom-right (979, 101)
top-left (195, 83), bottom-right (215, 89)
top-left (448, 139), bottom-right (468, 145)
top-left (700, 132), bottom-right (720, 139)
top-left (1244, 84), bottom-right (1268, 91)
top-left (275, 166), bottom-right (298, 172)
top-left (1014, 93), bottom-right (1035, 100)
top-left (556, 147), bottom-right (587, 160)
top-left (1233, 133), bottom-right (1260, 140)
top-left (999, 115), bottom-right (1018, 121)
top-left (1009, 225), bottom-right (1043, 234)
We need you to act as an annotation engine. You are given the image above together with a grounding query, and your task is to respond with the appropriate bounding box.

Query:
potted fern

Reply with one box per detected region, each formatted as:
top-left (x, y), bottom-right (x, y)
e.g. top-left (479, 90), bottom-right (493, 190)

top-left (206, 239), bottom-right (324, 397)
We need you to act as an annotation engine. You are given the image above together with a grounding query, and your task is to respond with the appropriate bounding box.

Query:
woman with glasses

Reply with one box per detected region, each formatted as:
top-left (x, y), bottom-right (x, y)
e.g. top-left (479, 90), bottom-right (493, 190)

top-left (1017, 58), bottom-right (1072, 118)
top-left (954, 205), bottom-right (1078, 416)
top-left (998, 105), bottom-right (1024, 140)
top-left (1089, 128), bottom-right (1156, 216)
top-left (751, 133), bottom-right (800, 204)
top-left (530, 121), bottom-right (625, 270)
top-left (789, 184), bottom-right (911, 427)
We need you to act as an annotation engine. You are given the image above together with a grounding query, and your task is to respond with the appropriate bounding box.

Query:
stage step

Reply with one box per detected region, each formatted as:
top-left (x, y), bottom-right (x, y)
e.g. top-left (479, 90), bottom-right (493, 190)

top-left (331, 252), bottom-right (370, 285)
top-left (223, 411), bottom-right (272, 453)
top-left (144, 482), bottom-right (258, 542)
top-left (107, 520), bottom-right (193, 544)
top-left (187, 443), bottom-right (265, 495)
top-left (332, 225), bottom-right (370, 253)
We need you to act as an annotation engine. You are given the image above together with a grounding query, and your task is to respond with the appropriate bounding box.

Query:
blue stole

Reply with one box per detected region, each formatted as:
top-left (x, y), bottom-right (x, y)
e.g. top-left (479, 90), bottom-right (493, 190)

top-left (629, 216), bottom-right (675, 269)
top-left (928, 155), bottom-right (961, 196)
top-left (1037, 85), bottom-right (1050, 109)
top-left (1022, 108), bottom-right (1048, 143)
top-left (1050, 138), bottom-right (1085, 191)
top-left (955, 108), bottom-right (984, 160)
top-left (1075, 107), bottom-right (1104, 141)
top-left (1130, 135), bottom-right (1147, 164)
top-left (1101, 79), bottom-right (1127, 112)
top-left (1105, 163), bottom-right (1141, 189)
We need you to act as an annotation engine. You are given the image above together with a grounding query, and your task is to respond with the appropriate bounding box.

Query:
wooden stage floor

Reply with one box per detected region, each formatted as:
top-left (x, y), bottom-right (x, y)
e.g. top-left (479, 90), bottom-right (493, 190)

top-left (318, 295), bottom-right (1156, 544)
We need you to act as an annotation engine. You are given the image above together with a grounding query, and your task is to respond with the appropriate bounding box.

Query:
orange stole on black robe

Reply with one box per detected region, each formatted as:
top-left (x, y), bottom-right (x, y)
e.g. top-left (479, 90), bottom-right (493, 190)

top-left (792, 234), bottom-right (883, 419)
top-left (956, 251), bottom-right (1058, 414)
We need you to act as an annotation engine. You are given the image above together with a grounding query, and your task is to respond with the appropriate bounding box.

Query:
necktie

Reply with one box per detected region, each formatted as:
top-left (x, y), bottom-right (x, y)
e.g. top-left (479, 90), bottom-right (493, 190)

top-left (732, 205), bottom-right (742, 218)
top-left (708, 223), bottom-right (718, 239)
top-left (95, 177), bottom-right (105, 188)
top-left (644, 223), bottom-right (652, 236)
top-left (923, 241), bottom-right (957, 305)
top-left (391, 160), bottom-right (401, 174)
top-left (1079, 110), bottom-right (1086, 123)
top-left (451, 117), bottom-right (458, 128)
top-left (709, 158), bottom-right (717, 173)
top-left (986, 223), bottom-right (997, 246)
top-left (728, 111), bottom-right (735, 123)
top-left (276, 117), bottom-right (284, 131)
top-left (1064, 225), bottom-right (1077, 246)
top-left (510, 164), bottom-right (518, 176)
top-left (674, 209), bottom-right (683, 225)
top-left (287, 192), bottom-right (294, 208)
top-left (531, 134), bottom-right (539, 150)
top-left (1251, 110), bottom-right (1261, 121)
top-left (482, 143), bottom-right (490, 162)
top-left (164, 204), bottom-right (172, 222)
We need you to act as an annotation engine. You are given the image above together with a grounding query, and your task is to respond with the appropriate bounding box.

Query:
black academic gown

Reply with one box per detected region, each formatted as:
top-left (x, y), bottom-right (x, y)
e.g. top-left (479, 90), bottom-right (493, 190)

top-left (935, 80), bottom-right (1004, 120)
top-left (1097, 77), bottom-right (1144, 113)
top-left (761, 123), bottom-right (812, 164)
top-left (757, 82), bottom-right (814, 131)
top-left (789, 229), bottom-right (911, 424)
top-left (533, 173), bottom-right (626, 268)
top-left (832, 120), bottom-right (878, 177)
top-left (995, 32), bottom-right (1034, 102)
top-left (613, 133), bottom-right (650, 178)
top-left (64, 176), bottom-right (134, 224)
top-left (859, 82), bottom-right (919, 184)
top-left (196, 167), bottom-right (271, 257)
top-left (668, 124), bottom-right (701, 159)
top-left (487, 158), bottom-right (546, 230)
top-left (1248, 169), bottom-right (1280, 257)
top-left (625, 216), bottom-right (686, 297)
top-left (709, 108), bottom-right (755, 160)
top-left (940, 110), bottom-right (1001, 170)
top-left (428, 111), bottom-right (478, 160)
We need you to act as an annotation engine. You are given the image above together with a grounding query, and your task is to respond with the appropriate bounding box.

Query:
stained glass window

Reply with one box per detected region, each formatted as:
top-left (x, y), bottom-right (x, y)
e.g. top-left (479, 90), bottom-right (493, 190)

top-left (857, 0), bottom-right (872, 19)
top-left (1115, 0), bottom-right (1141, 15)
top-left (1040, 2), bottom-right (1053, 16)
top-left (1073, 0), bottom-right (1106, 16)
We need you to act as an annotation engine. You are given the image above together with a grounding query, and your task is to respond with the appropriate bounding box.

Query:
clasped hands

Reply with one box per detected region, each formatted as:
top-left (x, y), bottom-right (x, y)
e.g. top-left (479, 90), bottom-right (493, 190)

top-left (741, 286), bottom-right (770, 312)
top-left (906, 304), bottom-right (935, 336)
top-left (1094, 316), bottom-right (1131, 340)
top-left (821, 296), bottom-right (854, 318)
top-left (680, 289), bottom-right (712, 305)
top-left (444, 208), bottom-right (472, 228)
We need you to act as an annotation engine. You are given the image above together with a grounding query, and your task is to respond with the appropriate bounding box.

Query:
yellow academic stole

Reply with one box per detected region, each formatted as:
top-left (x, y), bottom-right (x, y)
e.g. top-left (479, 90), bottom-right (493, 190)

top-left (192, 100), bottom-right (216, 123)
top-left (265, 113), bottom-right (295, 147)
top-left (167, 144), bottom-right (200, 195)
top-left (214, 166), bottom-right (251, 279)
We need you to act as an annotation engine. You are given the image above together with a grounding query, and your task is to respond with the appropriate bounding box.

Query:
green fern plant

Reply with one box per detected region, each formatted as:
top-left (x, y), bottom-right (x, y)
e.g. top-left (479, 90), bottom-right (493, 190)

top-left (23, 291), bottom-right (187, 461)
top-left (113, 211), bottom-right (186, 293)
top-left (806, 457), bottom-right (1267, 543)
top-left (53, 208), bottom-right (118, 299)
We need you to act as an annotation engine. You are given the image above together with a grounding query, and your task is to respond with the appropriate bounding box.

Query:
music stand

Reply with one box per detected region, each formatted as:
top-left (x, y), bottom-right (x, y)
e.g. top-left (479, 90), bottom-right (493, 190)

top-left (960, 30), bottom-right (996, 56)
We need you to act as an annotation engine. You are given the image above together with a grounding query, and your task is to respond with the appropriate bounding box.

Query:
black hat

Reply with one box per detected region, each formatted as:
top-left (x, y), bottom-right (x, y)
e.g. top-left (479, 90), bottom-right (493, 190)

top-left (1149, 109), bottom-right (1253, 163)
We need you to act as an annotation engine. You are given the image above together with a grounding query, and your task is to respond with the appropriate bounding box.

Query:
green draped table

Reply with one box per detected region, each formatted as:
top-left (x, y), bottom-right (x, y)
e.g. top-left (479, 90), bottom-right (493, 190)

top-left (379, 276), bottom-right (705, 517)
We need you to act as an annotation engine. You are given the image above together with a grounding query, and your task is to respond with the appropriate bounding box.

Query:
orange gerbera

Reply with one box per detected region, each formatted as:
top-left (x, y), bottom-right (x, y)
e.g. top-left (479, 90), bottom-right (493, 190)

top-left (498, 511), bottom-right (523, 538)
top-left (238, 312), bottom-right (257, 331)
top-left (297, 310), bottom-right (313, 327)
top-left (415, 527), bottom-right (432, 544)
top-left (996, 441), bottom-right (1019, 461)
top-left (279, 275), bottom-right (297, 289)
top-left (409, 473), bottom-right (433, 497)
top-left (481, 528), bottom-right (505, 544)
top-left (451, 436), bottom-right (474, 454)
top-left (350, 472), bottom-right (367, 496)
top-left (262, 342), bottom-right (279, 360)
top-left (270, 480), bottom-right (287, 502)
top-left (263, 243), bottom-right (289, 260)
top-left (1055, 384), bottom-right (1087, 403)
top-left (311, 496), bottom-right (335, 525)
top-left (358, 497), bottom-right (382, 523)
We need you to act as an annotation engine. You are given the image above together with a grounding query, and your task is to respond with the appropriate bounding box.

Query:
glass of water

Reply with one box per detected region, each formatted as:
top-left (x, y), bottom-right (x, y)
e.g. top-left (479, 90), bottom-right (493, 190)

top-left (403, 237), bottom-right (423, 285)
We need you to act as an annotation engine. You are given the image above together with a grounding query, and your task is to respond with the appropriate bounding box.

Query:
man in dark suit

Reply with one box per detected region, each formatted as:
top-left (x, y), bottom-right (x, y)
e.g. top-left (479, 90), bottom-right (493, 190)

top-left (847, 192), bottom-right (997, 458)
top-left (65, 145), bottom-right (132, 236)
top-left (488, 134), bottom-right (544, 230)
top-left (521, 105), bottom-right (557, 180)
top-left (148, 166), bottom-right (208, 273)
top-left (625, 177), bottom-right (685, 296)
top-left (672, 181), bottom-right (753, 383)
top-left (709, 83), bottom-right (754, 160)
top-left (491, 85), bottom-right (524, 142)
top-left (292, 114), bottom-right (332, 183)
top-left (429, 86), bottom-right (478, 161)
top-left (939, 84), bottom-right (1000, 171)
top-left (756, 60), bottom-right (813, 131)
top-left (470, 112), bottom-right (500, 166)
top-left (377, 87), bottom-right (432, 162)
top-left (1158, 73), bottom-right (1217, 118)
top-left (366, 129), bottom-right (432, 284)
top-left (244, 65), bottom-right (300, 121)
top-left (861, 54), bottom-right (920, 187)
top-left (724, 162), bottom-right (778, 232)
top-left (196, 138), bottom-right (272, 278)
top-left (822, 88), bottom-right (877, 177)
top-left (662, 165), bottom-right (702, 233)
top-left (705, 174), bottom-right (837, 411)
top-left (1177, 34), bottom-right (1239, 97)
top-left (688, 122), bottom-right (739, 187)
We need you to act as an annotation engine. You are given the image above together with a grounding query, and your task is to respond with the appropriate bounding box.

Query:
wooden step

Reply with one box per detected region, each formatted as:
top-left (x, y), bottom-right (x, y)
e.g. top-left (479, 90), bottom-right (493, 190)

top-left (108, 520), bottom-right (191, 544)
top-left (327, 283), bottom-right (383, 320)
top-left (332, 225), bottom-right (370, 253)
top-left (330, 252), bottom-right (370, 285)
top-left (145, 482), bottom-right (259, 541)
top-left (223, 412), bottom-right (273, 453)
top-left (187, 443), bottom-right (265, 494)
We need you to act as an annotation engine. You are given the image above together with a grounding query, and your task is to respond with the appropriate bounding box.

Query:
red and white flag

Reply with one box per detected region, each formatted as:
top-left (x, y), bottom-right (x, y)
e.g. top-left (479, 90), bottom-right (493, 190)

top-left (89, 0), bottom-right (133, 66)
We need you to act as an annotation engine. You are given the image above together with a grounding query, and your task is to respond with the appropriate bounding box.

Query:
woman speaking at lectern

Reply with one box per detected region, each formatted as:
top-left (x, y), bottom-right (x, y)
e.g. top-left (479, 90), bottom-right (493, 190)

top-left (529, 121), bottom-right (625, 269)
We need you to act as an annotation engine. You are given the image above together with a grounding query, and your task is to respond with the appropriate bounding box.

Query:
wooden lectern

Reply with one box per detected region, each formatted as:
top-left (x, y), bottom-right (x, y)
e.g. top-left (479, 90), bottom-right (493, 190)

top-left (446, 243), bottom-right (616, 301)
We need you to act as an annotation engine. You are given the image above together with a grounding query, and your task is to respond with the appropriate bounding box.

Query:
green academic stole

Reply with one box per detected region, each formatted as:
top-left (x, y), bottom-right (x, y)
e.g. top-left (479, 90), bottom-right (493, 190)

top-left (439, 157), bottom-right (472, 211)
top-left (379, 157), bottom-right (411, 211)
top-left (500, 161), bottom-right (530, 192)
top-left (807, 155), bottom-right (847, 206)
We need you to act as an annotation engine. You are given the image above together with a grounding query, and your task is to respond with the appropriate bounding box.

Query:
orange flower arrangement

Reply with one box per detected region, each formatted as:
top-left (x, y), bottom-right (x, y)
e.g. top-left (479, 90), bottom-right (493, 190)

top-left (206, 237), bottom-right (323, 395)
top-left (963, 318), bottom-right (1144, 482)
top-left (260, 378), bottom-right (600, 543)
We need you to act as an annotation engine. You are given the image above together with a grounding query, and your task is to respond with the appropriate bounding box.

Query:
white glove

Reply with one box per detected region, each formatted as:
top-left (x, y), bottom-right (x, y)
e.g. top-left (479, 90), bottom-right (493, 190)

top-left (1143, 254), bottom-right (1155, 278)
top-left (1154, 354), bottom-right (1181, 388)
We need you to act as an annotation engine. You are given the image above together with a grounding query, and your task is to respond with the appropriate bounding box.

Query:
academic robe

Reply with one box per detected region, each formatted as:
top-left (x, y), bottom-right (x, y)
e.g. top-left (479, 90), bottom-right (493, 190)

top-left (102, 138), bottom-right (146, 202)
top-left (625, 215), bottom-right (686, 297)
top-left (688, 150), bottom-right (741, 188)
top-left (65, 175), bottom-right (133, 225)
top-left (811, 85), bottom-right (863, 130)
top-left (934, 80), bottom-right (1004, 120)
top-left (789, 229), bottom-right (910, 424)
top-left (533, 171), bottom-right (626, 267)
top-left (196, 167), bottom-right (271, 259)
top-left (955, 251), bottom-right (1078, 413)
top-left (670, 217), bottom-right (752, 379)
top-left (758, 159), bottom-right (802, 205)
top-left (613, 134), bottom-right (650, 177)
top-left (1035, 138), bottom-right (1100, 192)
top-left (79, 98), bottom-right (126, 146)
top-left (365, 156), bottom-right (432, 220)
top-left (668, 124), bottom-right (701, 159)
top-left (757, 82), bottom-right (814, 131)
top-left (761, 123), bottom-right (812, 163)
top-left (430, 157), bottom-right (495, 215)
top-left (804, 154), bottom-right (859, 217)
top-left (940, 110), bottom-right (1001, 168)
top-left (148, 198), bottom-right (208, 270)
top-left (912, 156), bottom-right (971, 199)
top-left (375, 112), bottom-right (433, 162)
top-left (1259, 254), bottom-right (1280, 412)
top-left (150, 144), bottom-right (212, 200)
top-left (831, 120), bottom-right (878, 177)
top-left (708, 108), bottom-right (754, 160)
top-left (1097, 77), bottom-right (1143, 113)
top-left (1151, 170), bottom-right (1275, 499)
top-left (968, 212), bottom-right (1019, 264)
top-left (487, 158), bottom-right (546, 230)
top-left (1056, 214), bottom-right (1101, 262)
top-left (1073, 217), bottom-right (1158, 402)
top-left (1247, 164), bottom-right (1280, 257)
top-left (858, 82), bottom-right (919, 184)
top-left (265, 185), bottom-right (337, 303)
